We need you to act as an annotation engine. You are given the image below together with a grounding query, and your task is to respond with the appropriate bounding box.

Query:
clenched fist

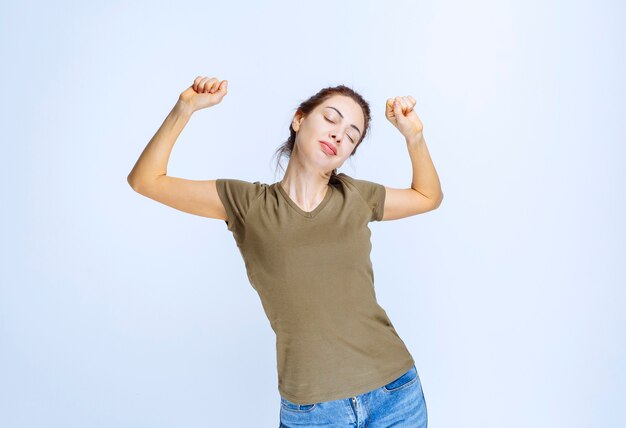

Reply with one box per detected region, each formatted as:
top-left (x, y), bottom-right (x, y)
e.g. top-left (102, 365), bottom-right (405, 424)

top-left (385, 95), bottom-right (424, 142)
top-left (179, 76), bottom-right (228, 113)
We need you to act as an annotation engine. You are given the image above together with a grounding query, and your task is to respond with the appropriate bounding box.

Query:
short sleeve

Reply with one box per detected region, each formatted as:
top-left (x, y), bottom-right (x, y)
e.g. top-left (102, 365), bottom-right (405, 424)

top-left (215, 179), bottom-right (266, 234)
top-left (335, 173), bottom-right (386, 222)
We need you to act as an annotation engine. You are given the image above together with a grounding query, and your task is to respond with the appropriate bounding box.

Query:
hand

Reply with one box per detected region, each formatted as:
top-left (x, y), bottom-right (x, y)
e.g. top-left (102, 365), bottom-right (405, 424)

top-left (385, 95), bottom-right (424, 141)
top-left (178, 75), bottom-right (228, 113)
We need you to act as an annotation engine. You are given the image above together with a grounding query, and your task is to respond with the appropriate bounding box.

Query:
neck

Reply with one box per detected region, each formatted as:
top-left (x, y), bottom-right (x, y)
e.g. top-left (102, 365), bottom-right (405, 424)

top-left (279, 164), bottom-right (333, 211)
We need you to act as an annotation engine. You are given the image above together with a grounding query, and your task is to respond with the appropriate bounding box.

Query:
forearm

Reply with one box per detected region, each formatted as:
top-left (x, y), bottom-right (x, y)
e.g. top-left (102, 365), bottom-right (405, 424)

top-left (127, 100), bottom-right (194, 188)
top-left (406, 133), bottom-right (444, 203)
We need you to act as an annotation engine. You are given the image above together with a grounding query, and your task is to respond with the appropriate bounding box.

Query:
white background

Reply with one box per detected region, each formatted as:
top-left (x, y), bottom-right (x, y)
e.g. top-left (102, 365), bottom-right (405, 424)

top-left (2, 0), bottom-right (624, 426)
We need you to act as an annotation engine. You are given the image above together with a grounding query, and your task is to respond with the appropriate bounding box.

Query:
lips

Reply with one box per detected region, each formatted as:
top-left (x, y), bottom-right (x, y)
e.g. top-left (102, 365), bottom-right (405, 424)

top-left (319, 140), bottom-right (337, 155)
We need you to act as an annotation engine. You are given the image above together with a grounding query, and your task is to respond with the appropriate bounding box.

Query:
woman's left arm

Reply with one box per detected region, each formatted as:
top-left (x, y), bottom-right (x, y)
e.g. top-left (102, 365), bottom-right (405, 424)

top-left (381, 96), bottom-right (444, 221)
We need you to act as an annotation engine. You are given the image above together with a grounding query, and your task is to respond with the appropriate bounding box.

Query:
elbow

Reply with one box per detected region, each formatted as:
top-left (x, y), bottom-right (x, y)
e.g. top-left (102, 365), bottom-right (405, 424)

top-left (433, 192), bottom-right (444, 208)
top-left (127, 174), bottom-right (162, 193)
top-left (127, 174), bottom-right (138, 191)
top-left (127, 173), bottom-right (146, 192)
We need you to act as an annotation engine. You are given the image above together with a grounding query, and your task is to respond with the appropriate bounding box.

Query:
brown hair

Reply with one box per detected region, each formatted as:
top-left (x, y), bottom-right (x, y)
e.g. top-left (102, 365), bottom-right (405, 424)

top-left (272, 85), bottom-right (371, 180)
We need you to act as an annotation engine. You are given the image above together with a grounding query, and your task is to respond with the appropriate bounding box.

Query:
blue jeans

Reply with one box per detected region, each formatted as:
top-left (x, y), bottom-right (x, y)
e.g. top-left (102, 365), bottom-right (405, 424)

top-left (279, 364), bottom-right (428, 427)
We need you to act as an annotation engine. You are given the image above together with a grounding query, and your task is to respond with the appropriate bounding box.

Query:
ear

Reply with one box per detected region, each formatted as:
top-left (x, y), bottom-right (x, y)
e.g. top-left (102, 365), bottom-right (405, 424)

top-left (291, 111), bottom-right (304, 132)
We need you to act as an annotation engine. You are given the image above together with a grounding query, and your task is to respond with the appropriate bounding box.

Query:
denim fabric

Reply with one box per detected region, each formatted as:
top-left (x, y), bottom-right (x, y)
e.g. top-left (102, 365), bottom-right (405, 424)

top-left (279, 364), bottom-right (428, 427)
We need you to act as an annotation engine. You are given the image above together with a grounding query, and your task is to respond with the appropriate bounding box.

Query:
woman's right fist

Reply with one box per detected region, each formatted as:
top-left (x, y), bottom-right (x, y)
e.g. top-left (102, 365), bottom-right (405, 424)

top-left (179, 76), bottom-right (228, 113)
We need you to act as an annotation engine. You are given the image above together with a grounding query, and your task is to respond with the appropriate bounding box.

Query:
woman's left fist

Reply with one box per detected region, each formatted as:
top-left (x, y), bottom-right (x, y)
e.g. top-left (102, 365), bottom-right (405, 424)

top-left (385, 95), bottom-right (424, 141)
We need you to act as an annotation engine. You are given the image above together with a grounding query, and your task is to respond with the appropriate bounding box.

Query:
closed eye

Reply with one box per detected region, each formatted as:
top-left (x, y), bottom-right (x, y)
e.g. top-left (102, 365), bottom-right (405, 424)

top-left (324, 117), bottom-right (355, 143)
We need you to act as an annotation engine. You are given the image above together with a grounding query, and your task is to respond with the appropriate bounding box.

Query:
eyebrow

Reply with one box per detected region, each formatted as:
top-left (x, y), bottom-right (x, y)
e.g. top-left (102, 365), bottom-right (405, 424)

top-left (324, 106), bottom-right (362, 137)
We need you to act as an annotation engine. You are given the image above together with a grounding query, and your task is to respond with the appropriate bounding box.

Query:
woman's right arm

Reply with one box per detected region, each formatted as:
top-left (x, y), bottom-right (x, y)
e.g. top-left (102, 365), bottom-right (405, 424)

top-left (127, 76), bottom-right (229, 220)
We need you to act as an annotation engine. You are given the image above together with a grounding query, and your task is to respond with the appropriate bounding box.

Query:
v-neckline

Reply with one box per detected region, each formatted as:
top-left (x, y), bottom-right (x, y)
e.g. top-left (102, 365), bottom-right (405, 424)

top-left (275, 182), bottom-right (334, 218)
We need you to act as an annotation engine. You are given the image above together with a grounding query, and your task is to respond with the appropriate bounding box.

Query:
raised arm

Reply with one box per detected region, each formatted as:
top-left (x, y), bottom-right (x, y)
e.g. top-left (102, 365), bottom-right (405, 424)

top-left (381, 96), bottom-right (444, 221)
top-left (127, 76), bottom-right (229, 220)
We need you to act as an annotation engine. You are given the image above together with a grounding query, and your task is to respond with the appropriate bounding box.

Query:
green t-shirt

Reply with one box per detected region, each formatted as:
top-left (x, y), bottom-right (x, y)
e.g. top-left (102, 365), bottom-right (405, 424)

top-left (215, 172), bottom-right (415, 405)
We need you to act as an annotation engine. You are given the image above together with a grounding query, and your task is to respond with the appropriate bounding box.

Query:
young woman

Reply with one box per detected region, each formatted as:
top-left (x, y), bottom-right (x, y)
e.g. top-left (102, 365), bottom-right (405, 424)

top-left (128, 75), bottom-right (443, 427)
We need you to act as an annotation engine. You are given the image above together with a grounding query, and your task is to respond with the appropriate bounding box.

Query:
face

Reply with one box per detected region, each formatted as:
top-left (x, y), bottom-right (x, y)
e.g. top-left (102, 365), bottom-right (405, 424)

top-left (291, 95), bottom-right (365, 174)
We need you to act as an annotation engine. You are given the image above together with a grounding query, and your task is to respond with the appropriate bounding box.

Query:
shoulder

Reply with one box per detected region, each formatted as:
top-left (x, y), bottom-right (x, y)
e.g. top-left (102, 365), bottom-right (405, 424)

top-left (216, 179), bottom-right (268, 200)
top-left (332, 173), bottom-right (386, 222)
top-left (333, 172), bottom-right (385, 196)
top-left (215, 178), bottom-right (268, 232)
